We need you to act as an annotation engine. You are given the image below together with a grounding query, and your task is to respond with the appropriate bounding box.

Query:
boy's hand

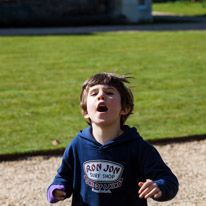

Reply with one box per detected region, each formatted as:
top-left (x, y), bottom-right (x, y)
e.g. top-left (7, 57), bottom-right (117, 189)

top-left (138, 179), bottom-right (162, 199)
top-left (53, 189), bottom-right (66, 201)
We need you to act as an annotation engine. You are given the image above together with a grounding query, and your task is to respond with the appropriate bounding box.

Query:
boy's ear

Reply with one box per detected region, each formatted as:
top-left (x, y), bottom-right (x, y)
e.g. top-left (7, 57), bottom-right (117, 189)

top-left (82, 110), bottom-right (90, 119)
top-left (120, 106), bottom-right (130, 116)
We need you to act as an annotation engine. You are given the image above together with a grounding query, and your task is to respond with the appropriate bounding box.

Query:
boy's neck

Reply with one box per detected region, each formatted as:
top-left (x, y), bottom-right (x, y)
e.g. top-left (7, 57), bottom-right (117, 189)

top-left (91, 123), bottom-right (123, 145)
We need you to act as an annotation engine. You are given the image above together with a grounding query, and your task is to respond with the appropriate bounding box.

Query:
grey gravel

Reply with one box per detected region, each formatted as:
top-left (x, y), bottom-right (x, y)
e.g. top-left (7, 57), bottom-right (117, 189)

top-left (0, 139), bottom-right (205, 206)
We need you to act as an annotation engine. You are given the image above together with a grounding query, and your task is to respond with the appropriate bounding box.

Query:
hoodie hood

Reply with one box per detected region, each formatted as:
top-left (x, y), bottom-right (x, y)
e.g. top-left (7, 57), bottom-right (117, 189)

top-left (77, 125), bottom-right (142, 150)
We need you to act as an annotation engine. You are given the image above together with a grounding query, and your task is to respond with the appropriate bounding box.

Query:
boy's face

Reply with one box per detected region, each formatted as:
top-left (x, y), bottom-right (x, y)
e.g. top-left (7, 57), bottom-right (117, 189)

top-left (83, 84), bottom-right (127, 127)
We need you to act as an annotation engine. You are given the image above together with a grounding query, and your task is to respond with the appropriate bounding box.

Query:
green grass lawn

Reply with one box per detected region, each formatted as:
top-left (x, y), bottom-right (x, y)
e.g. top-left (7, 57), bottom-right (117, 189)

top-left (0, 31), bottom-right (206, 155)
top-left (153, 1), bottom-right (206, 16)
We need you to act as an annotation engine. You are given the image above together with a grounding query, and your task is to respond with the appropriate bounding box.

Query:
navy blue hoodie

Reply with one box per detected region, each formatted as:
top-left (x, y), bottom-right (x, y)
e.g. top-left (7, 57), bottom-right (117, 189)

top-left (48, 126), bottom-right (178, 206)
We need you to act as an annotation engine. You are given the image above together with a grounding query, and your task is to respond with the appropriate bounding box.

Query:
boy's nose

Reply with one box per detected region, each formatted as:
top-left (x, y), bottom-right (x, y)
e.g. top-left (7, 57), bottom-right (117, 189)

top-left (98, 95), bottom-right (105, 100)
top-left (97, 92), bottom-right (105, 100)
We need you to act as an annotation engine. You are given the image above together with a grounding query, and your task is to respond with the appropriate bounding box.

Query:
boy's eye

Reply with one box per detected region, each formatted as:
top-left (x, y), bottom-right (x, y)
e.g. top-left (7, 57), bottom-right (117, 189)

top-left (106, 92), bottom-right (114, 95)
top-left (91, 92), bottom-right (97, 96)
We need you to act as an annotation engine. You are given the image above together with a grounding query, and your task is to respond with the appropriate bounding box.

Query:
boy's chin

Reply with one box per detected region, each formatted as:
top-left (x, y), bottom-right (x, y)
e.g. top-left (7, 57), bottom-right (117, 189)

top-left (91, 119), bottom-right (121, 127)
top-left (91, 120), bottom-right (110, 127)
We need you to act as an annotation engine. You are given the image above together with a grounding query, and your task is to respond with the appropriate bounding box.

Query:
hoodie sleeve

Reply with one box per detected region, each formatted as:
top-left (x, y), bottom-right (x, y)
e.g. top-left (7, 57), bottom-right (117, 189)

top-left (47, 185), bottom-right (65, 203)
top-left (47, 144), bottom-right (74, 202)
top-left (140, 141), bottom-right (179, 201)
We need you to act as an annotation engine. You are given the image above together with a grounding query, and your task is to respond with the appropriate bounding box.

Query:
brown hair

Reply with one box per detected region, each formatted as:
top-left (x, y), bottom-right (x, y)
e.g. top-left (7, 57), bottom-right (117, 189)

top-left (80, 73), bottom-right (134, 126)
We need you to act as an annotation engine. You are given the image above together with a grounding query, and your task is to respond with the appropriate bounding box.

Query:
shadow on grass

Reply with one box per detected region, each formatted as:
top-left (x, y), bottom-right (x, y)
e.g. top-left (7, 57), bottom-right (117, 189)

top-left (153, 13), bottom-right (206, 24)
top-left (1, 134), bottom-right (206, 162)
top-left (0, 14), bottom-right (206, 36)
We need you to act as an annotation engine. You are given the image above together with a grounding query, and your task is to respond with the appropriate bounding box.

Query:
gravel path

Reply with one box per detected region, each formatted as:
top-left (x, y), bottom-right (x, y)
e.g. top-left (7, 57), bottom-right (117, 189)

top-left (0, 139), bottom-right (205, 206)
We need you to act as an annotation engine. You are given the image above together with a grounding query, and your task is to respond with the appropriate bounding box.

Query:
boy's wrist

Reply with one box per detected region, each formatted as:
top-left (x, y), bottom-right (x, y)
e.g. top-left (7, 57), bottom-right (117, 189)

top-left (153, 180), bottom-right (166, 201)
top-left (47, 185), bottom-right (65, 203)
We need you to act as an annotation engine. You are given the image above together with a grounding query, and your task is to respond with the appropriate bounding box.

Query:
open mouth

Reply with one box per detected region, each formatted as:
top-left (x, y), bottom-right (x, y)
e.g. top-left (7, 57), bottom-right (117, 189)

top-left (97, 103), bottom-right (108, 112)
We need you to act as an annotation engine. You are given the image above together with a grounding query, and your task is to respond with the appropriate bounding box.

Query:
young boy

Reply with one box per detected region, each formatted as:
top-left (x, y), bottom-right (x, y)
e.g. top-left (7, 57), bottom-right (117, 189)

top-left (47, 73), bottom-right (178, 206)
